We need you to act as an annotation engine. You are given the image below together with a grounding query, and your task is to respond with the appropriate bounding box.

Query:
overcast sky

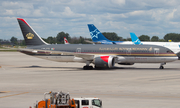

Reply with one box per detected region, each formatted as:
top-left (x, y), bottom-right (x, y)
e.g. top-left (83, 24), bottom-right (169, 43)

top-left (1, 0), bottom-right (180, 40)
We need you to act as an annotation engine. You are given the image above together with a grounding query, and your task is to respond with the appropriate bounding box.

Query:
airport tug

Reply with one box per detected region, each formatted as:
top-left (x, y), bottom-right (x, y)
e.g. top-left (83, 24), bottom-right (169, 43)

top-left (33, 91), bottom-right (102, 108)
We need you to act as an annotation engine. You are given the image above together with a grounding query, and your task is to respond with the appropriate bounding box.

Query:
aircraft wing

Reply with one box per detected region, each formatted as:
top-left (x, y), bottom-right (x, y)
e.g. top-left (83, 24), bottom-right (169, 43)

top-left (18, 48), bottom-right (95, 61)
top-left (85, 40), bottom-right (96, 44)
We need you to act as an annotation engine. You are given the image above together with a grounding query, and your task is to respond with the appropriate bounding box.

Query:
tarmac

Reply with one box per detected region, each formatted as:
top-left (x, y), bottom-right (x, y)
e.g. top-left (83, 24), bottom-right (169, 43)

top-left (0, 52), bottom-right (180, 108)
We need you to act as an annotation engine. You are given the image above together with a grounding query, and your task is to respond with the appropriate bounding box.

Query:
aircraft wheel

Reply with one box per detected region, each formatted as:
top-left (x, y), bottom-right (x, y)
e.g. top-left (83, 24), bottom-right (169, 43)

top-left (89, 66), bottom-right (93, 69)
top-left (159, 66), bottom-right (164, 69)
top-left (94, 66), bottom-right (102, 70)
top-left (83, 66), bottom-right (93, 70)
top-left (83, 66), bottom-right (87, 70)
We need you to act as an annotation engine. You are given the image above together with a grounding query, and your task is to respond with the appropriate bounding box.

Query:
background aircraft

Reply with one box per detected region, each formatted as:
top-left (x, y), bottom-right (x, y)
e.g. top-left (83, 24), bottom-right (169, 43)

top-left (87, 24), bottom-right (132, 44)
top-left (17, 18), bottom-right (178, 69)
top-left (64, 37), bottom-right (69, 44)
top-left (130, 33), bottom-right (180, 59)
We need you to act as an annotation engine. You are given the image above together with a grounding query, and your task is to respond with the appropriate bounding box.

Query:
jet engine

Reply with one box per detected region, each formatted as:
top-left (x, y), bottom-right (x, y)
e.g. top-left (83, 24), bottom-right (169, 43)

top-left (93, 56), bottom-right (115, 68)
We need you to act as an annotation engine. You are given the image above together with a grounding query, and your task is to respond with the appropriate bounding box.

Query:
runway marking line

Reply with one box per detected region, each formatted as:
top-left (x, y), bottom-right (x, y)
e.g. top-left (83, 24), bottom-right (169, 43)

top-left (0, 92), bottom-right (29, 98)
top-left (0, 91), bottom-right (10, 93)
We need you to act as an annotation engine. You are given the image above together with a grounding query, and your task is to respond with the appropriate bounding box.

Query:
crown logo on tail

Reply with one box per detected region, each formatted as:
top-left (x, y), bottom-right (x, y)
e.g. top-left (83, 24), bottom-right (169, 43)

top-left (26, 33), bottom-right (34, 39)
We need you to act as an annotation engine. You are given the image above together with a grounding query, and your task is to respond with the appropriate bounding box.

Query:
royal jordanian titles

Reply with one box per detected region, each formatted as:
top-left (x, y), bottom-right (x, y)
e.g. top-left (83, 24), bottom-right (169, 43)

top-left (17, 18), bottom-right (178, 69)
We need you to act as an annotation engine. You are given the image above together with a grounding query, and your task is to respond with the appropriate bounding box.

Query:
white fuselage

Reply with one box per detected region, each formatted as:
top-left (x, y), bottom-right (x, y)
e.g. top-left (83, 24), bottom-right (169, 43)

top-left (142, 42), bottom-right (180, 54)
top-left (121, 41), bottom-right (180, 54)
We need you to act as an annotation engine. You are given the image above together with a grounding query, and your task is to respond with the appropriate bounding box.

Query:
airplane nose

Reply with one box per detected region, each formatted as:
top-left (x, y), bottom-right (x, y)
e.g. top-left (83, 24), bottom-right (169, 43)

top-left (174, 56), bottom-right (178, 60)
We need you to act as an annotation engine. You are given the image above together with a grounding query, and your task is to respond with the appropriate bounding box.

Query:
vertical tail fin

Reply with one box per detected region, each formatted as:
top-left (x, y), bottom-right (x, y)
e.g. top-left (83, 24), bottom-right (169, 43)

top-left (87, 24), bottom-right (109, 42)
top-left (130, 32), bottom-right (142, 45)
top-left (17, 18), bottom-right (48, 46)
top-left (64, 37), bottom-right (69, 44)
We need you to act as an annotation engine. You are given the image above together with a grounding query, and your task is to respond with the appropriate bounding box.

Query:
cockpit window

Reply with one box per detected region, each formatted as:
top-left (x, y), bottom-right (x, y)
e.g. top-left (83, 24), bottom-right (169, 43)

top-left (92, 99), bottom-right (102, 107)
top-left (167, 50), bottom-right (173, 53)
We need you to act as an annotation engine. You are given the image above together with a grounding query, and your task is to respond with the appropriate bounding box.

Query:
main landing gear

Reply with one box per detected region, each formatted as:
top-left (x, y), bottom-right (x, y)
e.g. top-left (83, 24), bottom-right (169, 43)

top-left (159, 62), bottom-right (166, 69)
top-left (83, 65), bottom-right (93, 70)
top-left (83, 61), bottom-right (93, 70)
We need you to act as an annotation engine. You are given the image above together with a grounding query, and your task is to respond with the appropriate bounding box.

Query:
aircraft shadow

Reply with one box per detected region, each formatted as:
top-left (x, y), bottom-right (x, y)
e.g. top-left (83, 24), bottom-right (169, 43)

top-left (18, 65), bottom-right (180, 71)
top-left (18, 65), bottom-right (82, 70)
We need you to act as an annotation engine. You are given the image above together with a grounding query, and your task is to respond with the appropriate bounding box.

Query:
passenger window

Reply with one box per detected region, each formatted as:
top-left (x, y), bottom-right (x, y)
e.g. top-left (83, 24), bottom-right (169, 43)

top-left (82, 100), bottom-right (89, 105)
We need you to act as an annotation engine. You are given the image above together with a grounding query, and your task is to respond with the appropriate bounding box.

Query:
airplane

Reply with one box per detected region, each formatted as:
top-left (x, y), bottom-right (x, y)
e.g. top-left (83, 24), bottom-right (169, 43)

top-left (130, 33), bottom-right (180, 59)
top-left (64, 37), bottom-right (69, 44)
top-left (87, 24), bottom-right (132, 44)
top-left (17, 18), bottom-right (178, 69)
top-left (87, 24), bottom-right (180, 59)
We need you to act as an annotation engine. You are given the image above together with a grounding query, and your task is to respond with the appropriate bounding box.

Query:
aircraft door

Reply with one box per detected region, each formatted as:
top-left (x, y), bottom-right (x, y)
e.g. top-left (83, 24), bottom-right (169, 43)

top-left (154, 48), bottom-right (159, 56)
top-left (126, 48), bottom-right (131, 55)
top-left (76, 48), bottom-right (81, 53)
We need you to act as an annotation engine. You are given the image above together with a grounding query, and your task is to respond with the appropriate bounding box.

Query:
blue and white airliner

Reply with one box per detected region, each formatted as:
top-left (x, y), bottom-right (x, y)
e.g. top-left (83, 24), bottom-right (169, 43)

top-left (87, 24), bottom-right (132, 44)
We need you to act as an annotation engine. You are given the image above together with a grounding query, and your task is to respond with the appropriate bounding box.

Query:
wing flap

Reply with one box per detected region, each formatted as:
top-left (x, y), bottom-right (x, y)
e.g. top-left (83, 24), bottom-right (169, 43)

top-left (18, 48), bottom-right (94, 60)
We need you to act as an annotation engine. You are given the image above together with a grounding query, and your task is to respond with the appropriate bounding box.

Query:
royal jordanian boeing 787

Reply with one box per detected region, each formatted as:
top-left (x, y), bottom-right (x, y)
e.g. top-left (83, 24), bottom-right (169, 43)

top-left (17, 18), bottom-right (178, 69)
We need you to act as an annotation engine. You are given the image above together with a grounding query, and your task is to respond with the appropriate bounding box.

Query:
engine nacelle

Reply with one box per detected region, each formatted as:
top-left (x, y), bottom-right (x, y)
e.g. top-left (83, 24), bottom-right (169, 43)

top-left (118, 63), bottom-right (134, 65)
top-left (93, 56), bottom-right (115, 68)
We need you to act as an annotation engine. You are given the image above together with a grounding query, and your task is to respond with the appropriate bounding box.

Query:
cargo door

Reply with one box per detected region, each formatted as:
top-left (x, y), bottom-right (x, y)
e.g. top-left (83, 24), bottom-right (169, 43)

top-left (154, 48), bottom-right (159, 56)
top-left (76, 48), bottom-right (81, 53)
top-left (126, 48), bottom-right (131, 55)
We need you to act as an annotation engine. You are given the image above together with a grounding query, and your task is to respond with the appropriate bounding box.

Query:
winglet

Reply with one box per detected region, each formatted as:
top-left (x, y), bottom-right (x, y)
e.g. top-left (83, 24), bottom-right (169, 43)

top-left (87, 24), bottom-right (109, 42)
top-left (130, 32), bottom-right (142, 45)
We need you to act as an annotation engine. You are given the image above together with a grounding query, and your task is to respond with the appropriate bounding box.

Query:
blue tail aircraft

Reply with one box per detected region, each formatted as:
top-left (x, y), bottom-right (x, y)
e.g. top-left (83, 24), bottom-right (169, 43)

top-left (130, 32), bottom-right (142, 45)
top-left (87, 24), bottom-right (143, 45)
top-left (87, 24), bottom-right (126, 44)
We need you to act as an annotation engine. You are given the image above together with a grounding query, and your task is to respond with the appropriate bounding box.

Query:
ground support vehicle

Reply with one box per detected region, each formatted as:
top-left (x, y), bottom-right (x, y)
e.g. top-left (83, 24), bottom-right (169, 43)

top-left (74, 97), bottom-right (102, 108)
top-left (33, 91), bottom-right (102, 108)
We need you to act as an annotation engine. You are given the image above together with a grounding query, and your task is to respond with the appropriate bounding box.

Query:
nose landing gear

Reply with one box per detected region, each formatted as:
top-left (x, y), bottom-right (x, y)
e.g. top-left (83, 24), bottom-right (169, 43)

top-left (159, 62), bottom-right (166, 69)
